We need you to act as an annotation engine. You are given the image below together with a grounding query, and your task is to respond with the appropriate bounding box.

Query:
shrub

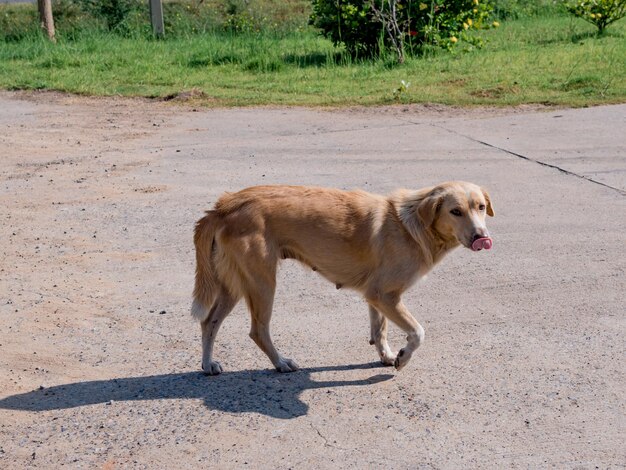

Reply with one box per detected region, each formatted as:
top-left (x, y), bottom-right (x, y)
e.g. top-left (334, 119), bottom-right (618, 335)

top-left (565, 0), bottom-right (626, 32)
top-left (73, 0), bottom-right (144, 33)
top-left (53, 0), bottom-right (105, 39)
top-left (0, 5), bottom-right (38, 42)
top-left (310, 0), bottom-right (497, 58)
top-left (309, 1), bottom-right (383, 56)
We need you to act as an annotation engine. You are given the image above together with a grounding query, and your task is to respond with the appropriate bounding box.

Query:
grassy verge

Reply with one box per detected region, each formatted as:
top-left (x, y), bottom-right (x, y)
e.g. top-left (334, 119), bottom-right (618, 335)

top-left (0, 4), bottom-right (624, 107)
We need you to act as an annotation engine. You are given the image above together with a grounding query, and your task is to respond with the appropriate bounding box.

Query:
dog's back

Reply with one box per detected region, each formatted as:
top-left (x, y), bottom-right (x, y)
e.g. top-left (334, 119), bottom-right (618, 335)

top-left (210, 186), bottom-right (393, 288)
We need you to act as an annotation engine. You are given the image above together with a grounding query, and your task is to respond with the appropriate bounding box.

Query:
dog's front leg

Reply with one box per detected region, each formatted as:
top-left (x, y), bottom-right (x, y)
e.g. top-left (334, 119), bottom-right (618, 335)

top-left (367, 292), bottom-right (425, 371)
top-left (369, 305), bottom-right (396, 366)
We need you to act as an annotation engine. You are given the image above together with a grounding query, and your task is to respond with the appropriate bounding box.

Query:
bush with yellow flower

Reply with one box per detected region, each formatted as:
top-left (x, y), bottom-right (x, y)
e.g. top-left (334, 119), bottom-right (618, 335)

top-left (564, 0), bottom-right (626, 32)
top-left (310, 0), bottom-right (497, 57)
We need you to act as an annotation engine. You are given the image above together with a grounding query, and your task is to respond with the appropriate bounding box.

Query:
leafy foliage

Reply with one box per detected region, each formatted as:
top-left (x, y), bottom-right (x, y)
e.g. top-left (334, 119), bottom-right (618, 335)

top-left (565, 0), bottom-right (626, 32)
top-left (310, 0), bottom-right (497, 57)
top-left (0, 5), bottom-right (38, 41)
top-left (309, 1), bottom-right (383, 55)
top-left (73, 0), bottom-right (143, 32)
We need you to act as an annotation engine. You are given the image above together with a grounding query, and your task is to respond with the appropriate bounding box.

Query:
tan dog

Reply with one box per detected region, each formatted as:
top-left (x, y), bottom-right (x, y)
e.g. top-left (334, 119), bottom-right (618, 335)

top-left (192, 181), bottom-right (494, 375)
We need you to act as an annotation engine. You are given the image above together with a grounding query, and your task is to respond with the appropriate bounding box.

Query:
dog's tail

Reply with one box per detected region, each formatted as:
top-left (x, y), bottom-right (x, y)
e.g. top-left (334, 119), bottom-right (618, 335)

top-left (191, 211), bottom-right (222, 322)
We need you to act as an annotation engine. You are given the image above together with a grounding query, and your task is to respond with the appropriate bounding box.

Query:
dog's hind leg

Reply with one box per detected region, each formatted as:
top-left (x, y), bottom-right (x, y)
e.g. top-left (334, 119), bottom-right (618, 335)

top-left (246, 285), bottom-right (299, 373)
top-left (227, 233), bottom-right (298, 373)
top-left (369, 305), bottom-right (396, 366)
top-left (201, 288), bottom-right (238, 375)
top-left (232, 237), bottom-right (299, 373)
top-left (366, 292), bottom-right (425, 371)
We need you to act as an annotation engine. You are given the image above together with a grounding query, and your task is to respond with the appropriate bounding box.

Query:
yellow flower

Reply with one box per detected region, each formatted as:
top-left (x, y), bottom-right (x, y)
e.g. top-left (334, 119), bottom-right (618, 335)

top-left (596, 13), bottom-right (602, 18)
top-left (467, 18), bottom-right (473, 26)
top-left (492, 21), bottom-right (500, 27)
top-left (473, 0), bottom-right (479, 4)
top-left (450, 36), bottom-right (458, 43)
top-left (463, 22), bottom-right (469, 30)
top-left (473, 8), bottom-right (478, 13)
top-left (590, 13), bottom-right (596, 18)
top-left (419, 3), bottom-right (428, 10)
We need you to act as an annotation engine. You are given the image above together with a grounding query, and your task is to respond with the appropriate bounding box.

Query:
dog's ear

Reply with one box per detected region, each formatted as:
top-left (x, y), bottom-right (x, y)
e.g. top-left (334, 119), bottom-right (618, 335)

top-left (417, 193), bottom-right (443, 227)
top-left (481, 187), bottom-right (495, 217)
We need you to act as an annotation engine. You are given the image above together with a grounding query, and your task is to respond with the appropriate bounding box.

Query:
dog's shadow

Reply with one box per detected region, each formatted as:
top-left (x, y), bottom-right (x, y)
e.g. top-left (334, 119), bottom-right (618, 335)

top-left (0, 363), bottom-right (393, 419)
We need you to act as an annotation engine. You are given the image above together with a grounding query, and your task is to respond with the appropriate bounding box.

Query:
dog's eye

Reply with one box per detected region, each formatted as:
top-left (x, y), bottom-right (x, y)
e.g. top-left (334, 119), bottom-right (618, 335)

top-left (479, 204), bottom-right (486, 211)
top-left (450, 209), bottom-right (462, 217)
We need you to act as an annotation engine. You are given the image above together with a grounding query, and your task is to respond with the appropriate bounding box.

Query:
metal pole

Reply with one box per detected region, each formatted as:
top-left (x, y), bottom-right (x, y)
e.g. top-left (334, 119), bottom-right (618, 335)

top-left (149, 0), bottom-right (165, 38)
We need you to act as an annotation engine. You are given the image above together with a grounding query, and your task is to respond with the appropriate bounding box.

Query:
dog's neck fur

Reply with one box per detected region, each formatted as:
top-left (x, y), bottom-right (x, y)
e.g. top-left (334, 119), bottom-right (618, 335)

top-left (390, 189), bottom-right (459, 271)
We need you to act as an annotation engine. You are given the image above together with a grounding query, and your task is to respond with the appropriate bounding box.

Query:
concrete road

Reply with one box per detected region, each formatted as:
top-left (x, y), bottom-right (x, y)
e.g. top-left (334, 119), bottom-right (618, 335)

top-left (0, 92), bottom-right (624, 468)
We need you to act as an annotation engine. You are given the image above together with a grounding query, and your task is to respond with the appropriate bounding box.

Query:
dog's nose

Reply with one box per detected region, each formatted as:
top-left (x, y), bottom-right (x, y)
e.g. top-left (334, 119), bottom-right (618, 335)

top-left (472, 231), bottom-right (489, 242)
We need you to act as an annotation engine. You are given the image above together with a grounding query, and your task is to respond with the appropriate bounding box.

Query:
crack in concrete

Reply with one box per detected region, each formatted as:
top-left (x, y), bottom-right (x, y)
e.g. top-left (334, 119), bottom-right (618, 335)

top-left (429, 122), bottom-right (626, 196)
top-left (309, 422), bottom-right (347, 451)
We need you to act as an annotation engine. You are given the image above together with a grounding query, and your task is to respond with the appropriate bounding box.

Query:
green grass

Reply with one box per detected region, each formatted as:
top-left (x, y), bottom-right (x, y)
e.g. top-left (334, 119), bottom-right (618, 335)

top-left (1, 5), bottom-right (625, 107)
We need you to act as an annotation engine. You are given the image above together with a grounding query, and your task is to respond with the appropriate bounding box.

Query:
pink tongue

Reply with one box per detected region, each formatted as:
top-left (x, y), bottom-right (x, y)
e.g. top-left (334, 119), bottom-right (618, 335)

top-left (472, 237), bottom-right (493, 252)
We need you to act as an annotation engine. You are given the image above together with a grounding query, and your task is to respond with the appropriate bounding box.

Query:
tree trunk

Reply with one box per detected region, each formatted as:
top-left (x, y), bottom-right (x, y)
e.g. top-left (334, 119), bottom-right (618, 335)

top-left (37, 0), bottom-right (56, 42)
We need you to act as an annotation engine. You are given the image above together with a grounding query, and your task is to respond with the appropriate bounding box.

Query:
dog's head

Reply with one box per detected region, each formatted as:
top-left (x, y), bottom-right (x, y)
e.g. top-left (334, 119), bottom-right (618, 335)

top-left (416, 181), bottom-right (494, 250)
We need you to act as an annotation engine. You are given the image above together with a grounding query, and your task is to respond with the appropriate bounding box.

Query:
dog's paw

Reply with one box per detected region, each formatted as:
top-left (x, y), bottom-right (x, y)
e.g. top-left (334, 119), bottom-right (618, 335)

top-left (202, 361), bottom-right (223, 376)
top-left (275, 358), bottom-right (299, 373)
top-left (394, 349), bottom-right (410, 371)
top-left (380, 351), bottom-right (397, 366)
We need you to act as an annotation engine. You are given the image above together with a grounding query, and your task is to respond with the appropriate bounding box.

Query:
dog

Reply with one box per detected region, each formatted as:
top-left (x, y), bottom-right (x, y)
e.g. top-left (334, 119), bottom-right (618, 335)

top-left (192, 181), bottom-right (494, 375)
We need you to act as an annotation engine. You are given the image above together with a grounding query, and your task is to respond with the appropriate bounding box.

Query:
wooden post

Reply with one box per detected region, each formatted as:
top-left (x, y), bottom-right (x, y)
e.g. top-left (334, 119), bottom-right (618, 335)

top-left (149, 0), bottom-right (165, 38)
top-left (37, 0), bottom-right (56, 42)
